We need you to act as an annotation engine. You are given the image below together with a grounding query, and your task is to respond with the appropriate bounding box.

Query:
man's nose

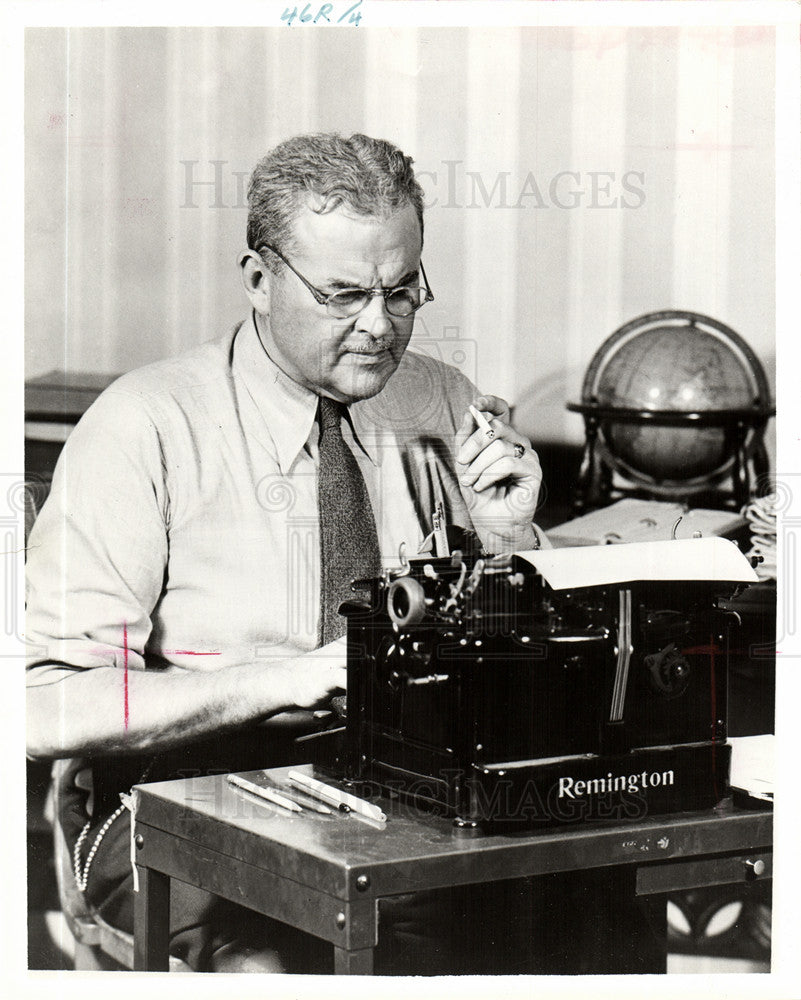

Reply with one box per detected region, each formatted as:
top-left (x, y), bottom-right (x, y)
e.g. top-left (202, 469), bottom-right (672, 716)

top-left (355, 292), bottom-right (394, 339)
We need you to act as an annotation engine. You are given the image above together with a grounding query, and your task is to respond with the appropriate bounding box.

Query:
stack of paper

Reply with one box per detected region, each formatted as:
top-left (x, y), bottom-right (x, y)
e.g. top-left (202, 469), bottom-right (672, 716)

top-left (729, 734), bottom-right (774, 802)
top-left (742, 497), bottom-right (777, 581)
top-left (548, 499), bottom-right (745, 548)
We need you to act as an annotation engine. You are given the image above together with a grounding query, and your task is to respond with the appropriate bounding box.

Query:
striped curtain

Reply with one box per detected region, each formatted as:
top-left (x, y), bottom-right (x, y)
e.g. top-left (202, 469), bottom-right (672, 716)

top-left (25, 25), bottom-right (775, 444)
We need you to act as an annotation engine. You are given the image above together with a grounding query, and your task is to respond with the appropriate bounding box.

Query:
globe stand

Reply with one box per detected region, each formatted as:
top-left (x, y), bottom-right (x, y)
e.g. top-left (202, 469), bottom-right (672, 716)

top-left (568, 403), bottom-right (772, 514)
top-left (567, 311), bottom-right (774, 516)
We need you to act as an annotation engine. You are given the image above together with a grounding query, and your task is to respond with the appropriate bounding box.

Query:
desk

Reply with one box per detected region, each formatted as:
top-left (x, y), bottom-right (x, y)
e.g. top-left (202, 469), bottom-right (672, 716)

top-left (132, 764), bottom-right (772, 974)
top-left (25, 370), bottom-right (118, 424)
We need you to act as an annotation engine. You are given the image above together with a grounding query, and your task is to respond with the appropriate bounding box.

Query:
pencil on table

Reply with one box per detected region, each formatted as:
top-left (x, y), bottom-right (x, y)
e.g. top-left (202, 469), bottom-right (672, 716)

top-left (227, 773), bottom-right (302, 813)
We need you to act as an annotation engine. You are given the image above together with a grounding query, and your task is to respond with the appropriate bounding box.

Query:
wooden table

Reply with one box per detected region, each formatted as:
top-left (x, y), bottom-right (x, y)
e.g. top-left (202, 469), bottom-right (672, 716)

top-left (132, 764), bottom-right (772, 974)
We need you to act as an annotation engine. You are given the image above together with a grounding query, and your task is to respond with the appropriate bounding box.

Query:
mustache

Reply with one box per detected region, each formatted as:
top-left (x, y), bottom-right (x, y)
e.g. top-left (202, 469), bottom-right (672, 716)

top-left (346, 341), bottom-right (394, 355)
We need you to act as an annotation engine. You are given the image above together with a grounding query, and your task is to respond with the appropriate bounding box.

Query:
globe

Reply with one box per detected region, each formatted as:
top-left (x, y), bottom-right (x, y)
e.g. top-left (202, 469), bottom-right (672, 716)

top-left (577, 313), bottom-right (771, 489)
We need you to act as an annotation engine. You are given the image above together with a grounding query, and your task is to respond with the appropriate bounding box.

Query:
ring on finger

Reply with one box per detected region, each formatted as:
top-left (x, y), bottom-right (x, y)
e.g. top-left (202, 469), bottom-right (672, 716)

top-left (513, 442), bottom-right (526, 460)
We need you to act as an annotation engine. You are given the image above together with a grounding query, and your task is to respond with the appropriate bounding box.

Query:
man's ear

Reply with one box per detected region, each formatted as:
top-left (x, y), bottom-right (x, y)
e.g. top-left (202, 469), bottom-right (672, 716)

top-left (239, 249), bottom-right (272, 313)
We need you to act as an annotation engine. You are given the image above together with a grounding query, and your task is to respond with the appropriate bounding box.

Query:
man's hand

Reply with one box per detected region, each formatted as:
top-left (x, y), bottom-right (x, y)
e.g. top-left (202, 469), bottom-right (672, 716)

top-left (455, 394), bottom-right (542, 547)
top-left (279, 636), bottom-right (348, 710)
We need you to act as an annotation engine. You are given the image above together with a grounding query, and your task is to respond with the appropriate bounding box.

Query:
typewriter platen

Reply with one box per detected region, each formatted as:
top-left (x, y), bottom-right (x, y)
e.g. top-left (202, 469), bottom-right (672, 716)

top-left (320, 531), bottom-right (758, 829)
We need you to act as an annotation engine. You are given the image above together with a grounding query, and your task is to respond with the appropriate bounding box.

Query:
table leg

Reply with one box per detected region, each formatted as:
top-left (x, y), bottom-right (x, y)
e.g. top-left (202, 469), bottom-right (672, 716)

top-left (334, 946), bottom-right (375, 975)
top-left (134, 865), bottom-right (171, 971)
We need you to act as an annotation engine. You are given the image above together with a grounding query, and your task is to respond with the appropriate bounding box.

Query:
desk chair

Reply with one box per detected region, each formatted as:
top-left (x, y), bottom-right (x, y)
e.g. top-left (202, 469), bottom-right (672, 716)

top-left (49, 762), bottom-right (136, 971)
top-left (48, 760), bottom-right (188, 971)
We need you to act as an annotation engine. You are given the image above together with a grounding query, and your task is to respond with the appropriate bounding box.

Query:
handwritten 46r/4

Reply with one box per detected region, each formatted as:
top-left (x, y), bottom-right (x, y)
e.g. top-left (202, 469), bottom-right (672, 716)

top-left (281, 1), bottom-right (363, 26)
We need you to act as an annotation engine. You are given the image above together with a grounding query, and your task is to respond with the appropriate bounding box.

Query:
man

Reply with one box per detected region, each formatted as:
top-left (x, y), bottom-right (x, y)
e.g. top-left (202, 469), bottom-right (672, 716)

top-left (26, 132), bottom-right (548, 972)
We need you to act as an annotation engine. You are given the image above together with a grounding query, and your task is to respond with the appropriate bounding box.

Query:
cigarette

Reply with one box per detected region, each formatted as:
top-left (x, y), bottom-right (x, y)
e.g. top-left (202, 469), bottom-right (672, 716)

top-left (469, 404), bottom-right (495, 440)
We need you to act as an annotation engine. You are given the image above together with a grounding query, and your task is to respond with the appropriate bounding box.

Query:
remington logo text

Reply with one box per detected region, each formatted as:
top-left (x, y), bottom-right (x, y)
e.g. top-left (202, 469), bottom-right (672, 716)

top-left (558, 770), bottom-right (675, 798)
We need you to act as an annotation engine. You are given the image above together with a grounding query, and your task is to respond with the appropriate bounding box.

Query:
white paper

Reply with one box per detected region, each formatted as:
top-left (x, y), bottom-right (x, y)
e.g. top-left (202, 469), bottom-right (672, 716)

top-left (730, 734), bottom-right (775, 801)
top-left (514, 537), bottom-right (758, 591)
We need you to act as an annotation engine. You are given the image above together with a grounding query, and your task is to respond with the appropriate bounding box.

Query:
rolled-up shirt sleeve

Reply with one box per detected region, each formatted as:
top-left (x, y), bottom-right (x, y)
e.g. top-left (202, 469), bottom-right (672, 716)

top-left (26, 387), bottom-right (170, 686)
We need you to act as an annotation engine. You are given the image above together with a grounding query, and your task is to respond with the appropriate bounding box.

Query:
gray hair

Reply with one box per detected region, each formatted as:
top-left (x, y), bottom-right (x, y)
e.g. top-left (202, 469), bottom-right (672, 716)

top-left (246, 132), bottom-right (425, 271)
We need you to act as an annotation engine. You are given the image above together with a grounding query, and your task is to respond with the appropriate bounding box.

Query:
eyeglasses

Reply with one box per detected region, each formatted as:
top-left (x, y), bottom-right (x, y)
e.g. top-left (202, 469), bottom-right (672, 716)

top-left (258, 244), bottom-right (434, 319)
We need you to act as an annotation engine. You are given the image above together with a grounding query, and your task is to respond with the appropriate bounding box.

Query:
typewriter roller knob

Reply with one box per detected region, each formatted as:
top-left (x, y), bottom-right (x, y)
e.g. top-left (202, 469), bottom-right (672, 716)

top-left (388, 577), bottom-right (427, 627)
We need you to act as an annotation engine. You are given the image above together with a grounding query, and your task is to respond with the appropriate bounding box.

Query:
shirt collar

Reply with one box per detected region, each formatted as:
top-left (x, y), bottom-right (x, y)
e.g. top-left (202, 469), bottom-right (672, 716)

top-left (233, 312), bottom-right (318, 473)
top-left (348, 400), bottom-right (384, 465)
top-left (233, 312), bottom-right (383, 471)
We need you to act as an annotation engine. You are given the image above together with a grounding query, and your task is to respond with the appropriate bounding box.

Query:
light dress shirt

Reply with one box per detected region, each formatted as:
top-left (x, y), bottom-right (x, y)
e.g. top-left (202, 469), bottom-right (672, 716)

top-left (26, 314), bottom-right (519, 686)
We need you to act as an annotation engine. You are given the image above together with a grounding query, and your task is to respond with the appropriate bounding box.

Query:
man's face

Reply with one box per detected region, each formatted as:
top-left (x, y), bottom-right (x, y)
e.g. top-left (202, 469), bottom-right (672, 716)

top-left (259, 202), bottom-right (422, 404)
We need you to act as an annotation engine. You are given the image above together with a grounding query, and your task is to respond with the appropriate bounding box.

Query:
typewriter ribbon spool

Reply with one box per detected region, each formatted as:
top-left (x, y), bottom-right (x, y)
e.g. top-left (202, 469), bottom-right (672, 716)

top-left (387, 576), bottom-right (426, 627)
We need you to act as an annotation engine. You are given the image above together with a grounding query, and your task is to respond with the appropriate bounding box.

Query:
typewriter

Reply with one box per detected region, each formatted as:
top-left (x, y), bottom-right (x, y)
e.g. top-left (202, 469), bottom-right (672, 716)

top-left (318, 529), bottom-right (758, 829)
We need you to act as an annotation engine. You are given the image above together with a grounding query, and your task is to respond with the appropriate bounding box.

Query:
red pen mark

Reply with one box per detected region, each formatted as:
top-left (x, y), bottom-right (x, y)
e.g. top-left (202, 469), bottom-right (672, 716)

top-left (123, 622), bottom-right (129, 731)
top-left (162, 650), bottom-right (221, 656)
top-left (682, 644), bottom-right (721, 656)
top-left (124, 196), bottom-right (154, 219)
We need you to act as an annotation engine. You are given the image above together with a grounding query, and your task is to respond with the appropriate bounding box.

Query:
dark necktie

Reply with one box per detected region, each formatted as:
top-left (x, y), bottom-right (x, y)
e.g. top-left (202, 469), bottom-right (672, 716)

top-left (317, 396), bottom-right (382, 645)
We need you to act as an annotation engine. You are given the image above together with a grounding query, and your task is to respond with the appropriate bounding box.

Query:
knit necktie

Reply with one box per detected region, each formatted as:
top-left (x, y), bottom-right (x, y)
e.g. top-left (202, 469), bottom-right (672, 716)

top-left (317, 396), bottom-right (382, 645)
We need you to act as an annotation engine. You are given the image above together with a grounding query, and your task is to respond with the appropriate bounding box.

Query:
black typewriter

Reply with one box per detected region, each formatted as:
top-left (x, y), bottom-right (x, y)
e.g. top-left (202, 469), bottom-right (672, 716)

top-left (314, 527), bottom-right (758, 829)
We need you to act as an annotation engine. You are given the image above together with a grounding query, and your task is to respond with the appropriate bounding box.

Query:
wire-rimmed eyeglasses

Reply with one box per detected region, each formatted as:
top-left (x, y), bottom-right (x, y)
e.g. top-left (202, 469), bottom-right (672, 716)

top-left (258, 244), bottom-right (434, 319)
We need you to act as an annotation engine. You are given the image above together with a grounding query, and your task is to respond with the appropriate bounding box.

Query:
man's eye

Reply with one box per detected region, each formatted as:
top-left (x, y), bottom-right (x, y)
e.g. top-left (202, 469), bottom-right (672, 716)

top-left (330, 289), bottom-right (366, 307)
top-left (387, 287), bottom-right (420, 309)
